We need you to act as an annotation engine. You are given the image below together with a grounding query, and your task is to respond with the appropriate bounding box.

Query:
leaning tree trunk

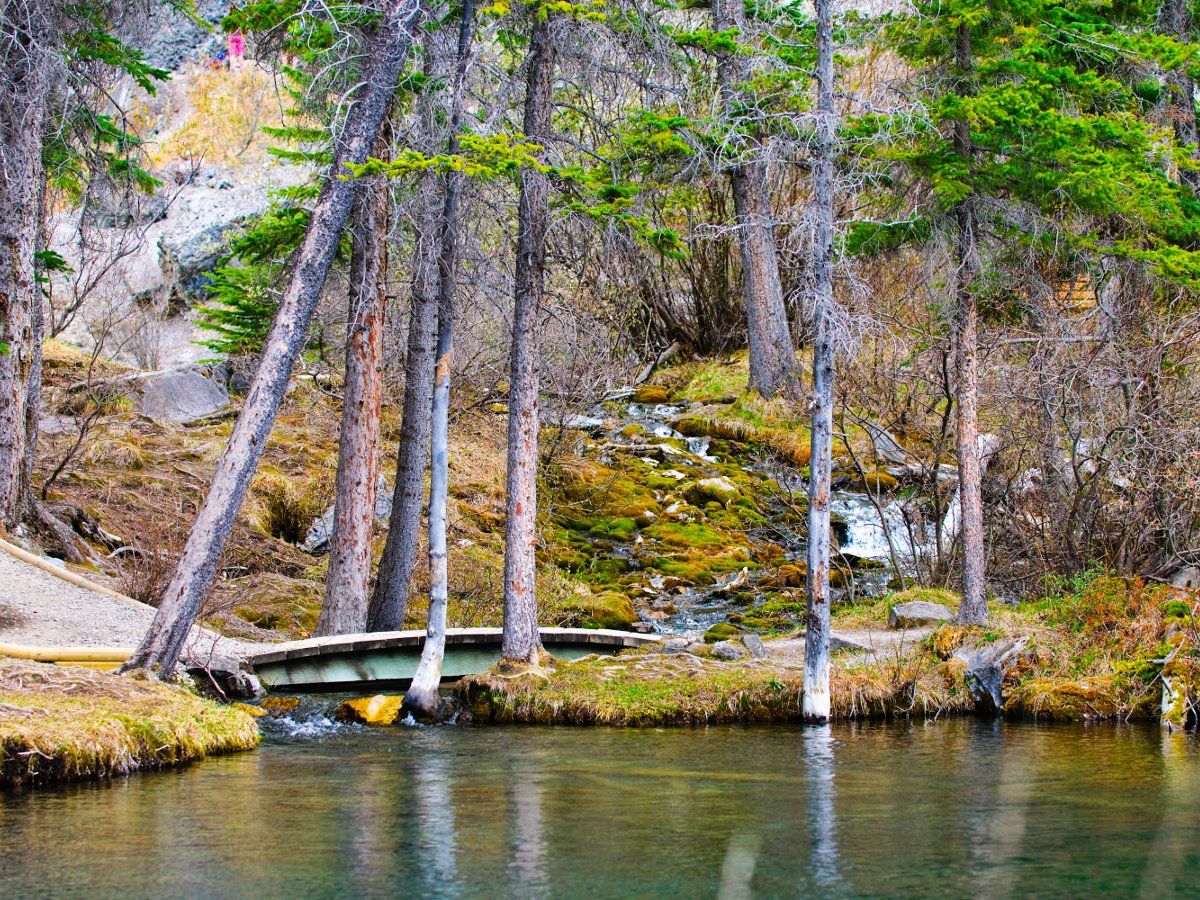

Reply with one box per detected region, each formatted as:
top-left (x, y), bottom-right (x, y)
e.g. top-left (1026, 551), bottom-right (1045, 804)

top-left (367, 40), bottom-right (450, 633)
top-left (951, 22), bottom-right (987, 626)
top-left (803, 0), bottom-right (836, 723)
top-left (711, 0), bottom-right (798, 400)
top-left (404, 0), bottom-right (475, 719)
top-left (501, 11), bottom-right (555, 665)
top-left (123, 0), bottom-right (425, 678)
top-left (1159, 0), bottom-right (1200, 196)
top-left (315, 135), bottom-right (389, 637)
top-left (0, 7), bottom-right (51, 530)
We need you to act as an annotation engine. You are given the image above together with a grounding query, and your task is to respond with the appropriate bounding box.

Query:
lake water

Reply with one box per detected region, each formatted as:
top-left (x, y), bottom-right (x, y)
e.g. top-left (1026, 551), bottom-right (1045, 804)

top-left (2, 720), bottom-right (1198, 898)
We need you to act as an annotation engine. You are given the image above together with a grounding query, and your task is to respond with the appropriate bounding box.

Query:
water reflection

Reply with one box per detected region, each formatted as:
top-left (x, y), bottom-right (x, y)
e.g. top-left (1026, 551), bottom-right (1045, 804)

top-left (1, 721), bottom-right (1198, 898)
top-left (803, 724), bottom-right (841, 889)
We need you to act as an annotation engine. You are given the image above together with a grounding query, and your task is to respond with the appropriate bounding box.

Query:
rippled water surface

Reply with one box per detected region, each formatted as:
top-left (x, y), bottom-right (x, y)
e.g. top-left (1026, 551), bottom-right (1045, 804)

top-left (3, 720), bottom-right (1198, 898)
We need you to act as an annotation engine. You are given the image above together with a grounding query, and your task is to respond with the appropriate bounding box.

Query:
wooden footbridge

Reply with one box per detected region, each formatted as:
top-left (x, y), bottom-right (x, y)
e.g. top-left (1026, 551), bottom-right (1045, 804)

top-left (248, 627), bottom-right (660, 692)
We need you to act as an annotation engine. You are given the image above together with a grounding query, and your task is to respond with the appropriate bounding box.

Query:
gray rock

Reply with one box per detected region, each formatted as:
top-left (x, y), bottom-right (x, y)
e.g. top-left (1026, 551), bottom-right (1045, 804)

top-left (742, 633), bottom-right (768, 659)
top-left (139, 368), bottom-right (230, 425)
top-left (135, 0), bottom-right (231, 72)
top-left (302, 474), bottom-right (393, 553)
top-left (888, 600), bottom-right (954, 629)
top-left (1169, 566), bottom-right (1200, 590)
top-left (160, 215), bottom-right (252, 306)
top-left (710, 640), bottom-right (749, 661)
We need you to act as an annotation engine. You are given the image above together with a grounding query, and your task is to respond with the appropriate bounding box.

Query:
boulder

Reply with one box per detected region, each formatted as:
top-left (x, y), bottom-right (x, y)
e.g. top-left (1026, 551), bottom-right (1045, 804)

top-left (337, 695), bottom-right (404, 726)
top-left (632, 384), bottom-right (670, 404)
top-left (742, 633), bottom-right (768, 659)
top-left (684, 476), bottom-right (740, 507)
top-left (139, 368), bottom-right (230, 425)
top-left (888, 600), bottom-right (954, 629)
top-left (704, 621), bottom-right (740, 643)
top-left (710, 640), bottom-right (749, 661)
top-left (1169, 566), bottom-right (1200, 590)
top-left (302, 474), bottom-right (393, 554)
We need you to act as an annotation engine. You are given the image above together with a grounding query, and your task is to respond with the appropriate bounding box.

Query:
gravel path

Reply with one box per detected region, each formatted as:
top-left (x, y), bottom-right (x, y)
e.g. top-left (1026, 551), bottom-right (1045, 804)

top-left (765, 625), bottom-right (934, 661)
top-left (0, 544), bottom-right (257, 664)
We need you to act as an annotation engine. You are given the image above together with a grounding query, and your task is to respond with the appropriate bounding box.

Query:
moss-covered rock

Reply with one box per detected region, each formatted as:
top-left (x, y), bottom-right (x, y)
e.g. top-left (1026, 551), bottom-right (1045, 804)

top-left (684, 476), bottom-right (740, 507)
top-left (704, 622), bottom-right (741, 643)
top-left (337, 695), bottom-right (404, 726)
top-left (632, 385), bottom-right (671, 404)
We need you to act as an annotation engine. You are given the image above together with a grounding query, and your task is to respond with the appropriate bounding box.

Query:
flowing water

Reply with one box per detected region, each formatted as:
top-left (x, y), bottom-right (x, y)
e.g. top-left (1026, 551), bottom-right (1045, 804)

top-left (3, 720), bottom-right (1198, 898)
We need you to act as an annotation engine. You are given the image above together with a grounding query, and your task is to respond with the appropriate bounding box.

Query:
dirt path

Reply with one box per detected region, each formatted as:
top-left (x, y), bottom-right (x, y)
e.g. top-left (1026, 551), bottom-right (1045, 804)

top-left (765, 625), bottom-right (934, 661)
top-left (0, 539), bottom-right (257, 664)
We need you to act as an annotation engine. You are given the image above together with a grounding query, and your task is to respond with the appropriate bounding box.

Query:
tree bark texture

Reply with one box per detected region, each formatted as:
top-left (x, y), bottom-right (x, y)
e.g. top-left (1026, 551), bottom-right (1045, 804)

top-left (406, 0), bottom-right (475, 718)
top-left (0, 3), bottom-right (51, 528)
top-left (711, 0), bottom-right (798, 400)
top-left (315, 134), bottom-right (390, 637)
top-left (952, 22), bottom-right (987, 626)
top-left (367, 36), bottom-right (450, 632)
top-left (124, 0), bottom-right (425, 677)
top-left (501, 11), bottom-right (555, 664)
top-left (804, 0), bottom-right (836, 723)
top-left (1159, 0), bottom-right (1200, 195)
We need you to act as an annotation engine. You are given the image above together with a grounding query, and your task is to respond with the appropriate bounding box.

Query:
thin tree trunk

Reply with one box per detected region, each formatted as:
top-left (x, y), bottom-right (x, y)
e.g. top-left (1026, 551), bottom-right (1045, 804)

top-left (405, 0), bottom-right (475, 718)
top-left (501, 11), bottom-right (555, 664)
top-left (367, 42), bottom-right (449, 632)
top-left (123, 0), bottom-right (425, 677)
top-left (20, 176), bottom-right (48, 521)
top-left (315, 132), bottom-right (390, 637)
top-left (0, 6), bottom-right (50, 529)
top-left (804, 0), bottom-right (836, 723)
top-left (711, 0), bottom-right (798, 400)
top-left (952, 22), bottom-right (987, 625)
top-left (1159, 0), bottom-right (1200, 195)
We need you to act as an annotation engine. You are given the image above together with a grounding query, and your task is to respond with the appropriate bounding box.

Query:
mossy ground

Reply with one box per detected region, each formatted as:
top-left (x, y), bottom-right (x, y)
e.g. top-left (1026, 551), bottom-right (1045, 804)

top-left (0, 661), bottom-right (259, 786)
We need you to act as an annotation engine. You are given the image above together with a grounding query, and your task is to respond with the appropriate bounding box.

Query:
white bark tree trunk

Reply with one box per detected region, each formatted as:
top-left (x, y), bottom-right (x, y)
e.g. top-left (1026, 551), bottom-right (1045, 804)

top-left (803, 0), bottom-right (836, 723)
top-left (124, 0), bottom-right (425, 677)
top-left (405, 0), bottom-right (475, 718)
top-left (951, 22), bottom-right (988, 626)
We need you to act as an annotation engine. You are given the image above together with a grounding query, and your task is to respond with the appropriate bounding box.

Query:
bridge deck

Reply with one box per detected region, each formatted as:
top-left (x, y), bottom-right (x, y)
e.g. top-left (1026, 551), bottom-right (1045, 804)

top-left (249, 627), bottom-right (660, 692)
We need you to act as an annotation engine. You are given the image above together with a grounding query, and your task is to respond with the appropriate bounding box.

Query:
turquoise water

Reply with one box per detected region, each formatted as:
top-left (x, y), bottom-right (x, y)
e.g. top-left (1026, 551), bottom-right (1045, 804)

top-left (2, 720), bottom-right (1198, 898)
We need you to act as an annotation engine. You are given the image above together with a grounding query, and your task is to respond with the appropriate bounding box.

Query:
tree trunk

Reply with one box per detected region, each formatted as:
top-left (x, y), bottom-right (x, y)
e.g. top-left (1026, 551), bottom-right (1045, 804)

top-left (501, 11), bottom-right (555, 664)
top-left (123, 0), bottom-right (425, 678)
top-left (20, 177), bottom-right (48, 522)
top-left (0, 6), bottom-right (50, 529)
top-left (367, 40), bottom-right (449, 633)
top-left (952, 22), bottom-right (987, 626)
top-left (315, 133), bottom-right (389, 637)
top-left (1159, 0), bottom-right (1200, 195)
top-left (711, 0), bottom-right (798, 400)
top-left (405, 0), bottom-right (475, 718)
top-left (803, 0), bottom-right (836, 723)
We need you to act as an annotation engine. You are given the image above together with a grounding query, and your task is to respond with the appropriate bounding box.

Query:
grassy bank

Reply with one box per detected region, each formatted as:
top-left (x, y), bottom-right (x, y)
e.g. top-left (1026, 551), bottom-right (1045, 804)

top-left (452, 575), bottom-right (1199, 727)
top-left (0, 661), bottom-right (259, 786)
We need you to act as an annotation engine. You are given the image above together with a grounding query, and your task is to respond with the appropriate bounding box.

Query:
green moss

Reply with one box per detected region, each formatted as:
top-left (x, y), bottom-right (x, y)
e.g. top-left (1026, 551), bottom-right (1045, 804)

top-left (0, 661), bottom-right (259, 786)
top-left (458, 653), bottom-right (805, 726)
top-left (704, 622), bottom-right (741, 642)
top-left (644, 522), bottom-right (723, 547)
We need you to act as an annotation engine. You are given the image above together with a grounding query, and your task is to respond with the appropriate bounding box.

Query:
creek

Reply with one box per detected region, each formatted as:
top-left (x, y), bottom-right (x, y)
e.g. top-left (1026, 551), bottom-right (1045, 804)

top-left (588, 400), bottom-right (917, 633)
top-left (3, 720), bottom-right (1197, 897)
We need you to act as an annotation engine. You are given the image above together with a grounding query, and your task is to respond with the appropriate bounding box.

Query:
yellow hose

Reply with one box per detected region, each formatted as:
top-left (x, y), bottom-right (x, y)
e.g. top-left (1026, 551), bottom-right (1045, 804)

top-left (0, 642), bottom-right (132, 670)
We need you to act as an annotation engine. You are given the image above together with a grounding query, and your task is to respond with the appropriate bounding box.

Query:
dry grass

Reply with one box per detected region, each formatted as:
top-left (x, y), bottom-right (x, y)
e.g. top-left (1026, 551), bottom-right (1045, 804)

top-left (0, 661), bottom-right (259, 786)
